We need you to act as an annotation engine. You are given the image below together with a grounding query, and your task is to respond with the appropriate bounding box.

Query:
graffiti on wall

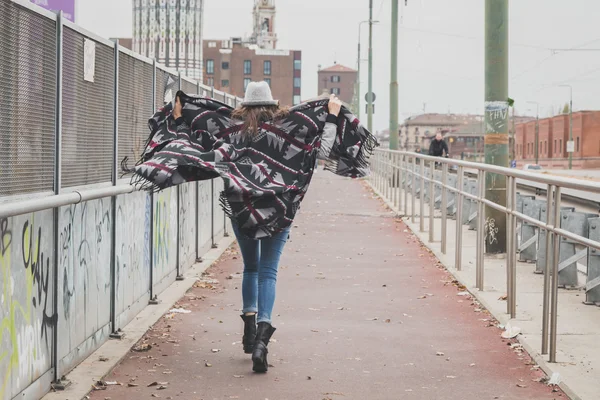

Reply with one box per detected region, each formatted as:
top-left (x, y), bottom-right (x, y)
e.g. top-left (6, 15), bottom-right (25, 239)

top-left (114, 192), bottom-right (151, 325)
top-left (0, 213), bottom-right (54, 398)
top-left (179, 184), bottom-right (195, 267)
top-left (58, 199), bottom-right (112, 372)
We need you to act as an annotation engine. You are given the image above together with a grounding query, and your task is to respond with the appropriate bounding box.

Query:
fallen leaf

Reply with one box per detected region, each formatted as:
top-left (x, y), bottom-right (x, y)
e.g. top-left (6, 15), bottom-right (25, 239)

top-left (98, 356), bottom-right (109, 362)
top-left (127, 383), bottom-right (139, 387)
top-left (516, 384), bottom-right (527, 388)
top-left (446, 376), bottom-right (456, 379)
top-left (385, 319), bottom-right (391, 323)
top-left (233, 375), bottom-right (244, 378)
top-left (436, 352), bottom-right (445, 356)
top-left (499, 294), bottom-right (508, 301)
top-left (132, 343), bottom-right (152, 352)
top-left (205, 362), bottom-right (212, 367)
top-left (211, 349), bottom-right (221, 353)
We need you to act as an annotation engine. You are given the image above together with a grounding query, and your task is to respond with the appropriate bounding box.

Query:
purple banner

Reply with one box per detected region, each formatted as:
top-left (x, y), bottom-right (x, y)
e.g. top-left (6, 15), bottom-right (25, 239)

top-left (30, 0), bottom-right (75, 22)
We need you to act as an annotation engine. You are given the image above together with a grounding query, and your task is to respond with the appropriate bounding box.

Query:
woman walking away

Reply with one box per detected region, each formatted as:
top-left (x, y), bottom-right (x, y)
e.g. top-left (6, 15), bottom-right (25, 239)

top-left (126, 81), bottom-right (377, 373)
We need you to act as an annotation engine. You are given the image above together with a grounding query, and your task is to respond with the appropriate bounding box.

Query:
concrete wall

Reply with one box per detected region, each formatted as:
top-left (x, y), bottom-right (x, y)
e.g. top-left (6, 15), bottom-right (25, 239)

top-left (0, 181), bottom-right (228, 400)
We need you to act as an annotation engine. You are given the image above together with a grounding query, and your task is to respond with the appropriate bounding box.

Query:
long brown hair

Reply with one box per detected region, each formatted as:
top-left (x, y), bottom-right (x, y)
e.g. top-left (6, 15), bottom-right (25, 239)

top-left (231, 105), bottom-right (289, 137)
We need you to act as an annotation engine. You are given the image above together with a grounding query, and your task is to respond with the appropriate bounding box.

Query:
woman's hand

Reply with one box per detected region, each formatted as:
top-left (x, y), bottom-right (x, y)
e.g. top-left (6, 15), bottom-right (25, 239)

top-left (328, 94), bottom-right (342, 117)
top-left (173, 96), bottom-right (183, 120)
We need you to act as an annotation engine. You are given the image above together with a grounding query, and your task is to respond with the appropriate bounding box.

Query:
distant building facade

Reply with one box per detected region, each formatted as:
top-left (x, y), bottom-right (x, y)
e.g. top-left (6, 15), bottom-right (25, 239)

top-left (399, 114), bottom-right (483, 152)
top-left (202, 0), bottom-right (301, 106)
top-left (132, 0), bottom-right (205, 80)
top-left (516, 111), bottom-right (600, 169)
top-left (317, 63), bottom-right (357, 106)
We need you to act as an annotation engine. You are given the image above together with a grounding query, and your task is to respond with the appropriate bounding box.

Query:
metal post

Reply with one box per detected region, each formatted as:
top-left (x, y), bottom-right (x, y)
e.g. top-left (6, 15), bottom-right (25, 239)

top-left (176, 73), bottom-right (183, 280)
top-left (411, 156), bottom-right (416, 224)
top-left (506, 176), bottom-right (513, 314)
top-left (568, 87), bottom-right (573, 170)
top-left (389, 0), bottom-right (399, 150)
top-left (541, 184), bottom-right (554, 355)
top-left (149, 60), bottom-right (157, 304)
top-left (549, 186), bottom-right (562, 363)
top-left (428, 164), bottom-right (434, 242)
top-left (441, 163), bottom-right (448, 254)
top-left (404, 154), bottom-right (408, 216)
top-left (484, 0), bottom-right (509, 254)
top-left (367, 0), bottom-right (374, 132)
top-left (476, 170), bottom-right (486, 290)
top-left (535, 112), bottom-right (539, 164)
top-left (195, 82), bottom-right (200, 261)
top-left (509, 176), bottom-right (517, 318)
top-left (109, 39), bottom-right (121, 337)
top-left (455, 166), bottom-right (464, 271)
top-left (399, 153), bottom-right (404, 213)
top-left (211, 179), bottom-right (217, 248)
top-left (394, 153), bottom-right (400, 210)
top-left (419, 159), bottom-right (425, 232)
top-left (51, 10), bottom-right (64, 386)
top-left (511, 107), bottom-right (516, 162)
top-left (356, 24), bottom-right (362, 120)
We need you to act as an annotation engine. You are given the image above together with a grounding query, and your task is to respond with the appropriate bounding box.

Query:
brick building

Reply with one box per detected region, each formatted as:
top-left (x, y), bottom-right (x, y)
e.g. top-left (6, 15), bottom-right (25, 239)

top-left (317, 64), bottom-right (357, 105)
top-left (516, 111), bottom-right (600, 169)
top-left (202, 0), bottom-right (301, 106)
top-left (203, 40), bottom-right (301, 105)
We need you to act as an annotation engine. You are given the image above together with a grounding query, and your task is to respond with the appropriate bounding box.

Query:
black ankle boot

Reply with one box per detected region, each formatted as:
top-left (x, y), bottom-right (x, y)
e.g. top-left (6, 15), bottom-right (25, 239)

top-left (240, 314), bottom-right (257, 354)
top-left (252, 322), bottom-right (276, 373)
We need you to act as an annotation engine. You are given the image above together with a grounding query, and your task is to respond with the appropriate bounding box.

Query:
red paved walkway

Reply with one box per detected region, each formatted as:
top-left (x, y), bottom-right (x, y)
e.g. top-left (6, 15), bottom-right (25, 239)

top-left (90, 174), bottom-right (564, 400)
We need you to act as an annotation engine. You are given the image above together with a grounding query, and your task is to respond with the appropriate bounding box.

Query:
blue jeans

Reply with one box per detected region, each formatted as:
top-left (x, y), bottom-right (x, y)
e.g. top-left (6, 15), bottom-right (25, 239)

top-left (232, 224), bottom-right (290, 324)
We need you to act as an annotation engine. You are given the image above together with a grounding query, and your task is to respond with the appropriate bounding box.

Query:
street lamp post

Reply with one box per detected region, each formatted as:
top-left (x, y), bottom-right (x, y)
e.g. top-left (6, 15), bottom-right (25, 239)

top-left (368, 0), bottom-right (374, 133)
top-left (559, 85), bottom-right (573, 169)
top-left (356, 20), bottom-right (371, 120)
top-left (527, 101), bottom-right (540, 164)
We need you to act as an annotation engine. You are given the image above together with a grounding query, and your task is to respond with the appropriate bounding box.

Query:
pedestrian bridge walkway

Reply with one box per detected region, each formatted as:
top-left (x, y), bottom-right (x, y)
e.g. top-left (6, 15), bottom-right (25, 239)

top-left (60, 175), bottom-right (558, 400)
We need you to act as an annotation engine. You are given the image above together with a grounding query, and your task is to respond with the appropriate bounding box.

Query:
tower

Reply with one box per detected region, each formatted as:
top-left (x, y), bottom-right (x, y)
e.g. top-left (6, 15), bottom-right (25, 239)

top-left (252, 0), bottom-right (277, 49)
top-left (132, 0), bottom-right (205, 80)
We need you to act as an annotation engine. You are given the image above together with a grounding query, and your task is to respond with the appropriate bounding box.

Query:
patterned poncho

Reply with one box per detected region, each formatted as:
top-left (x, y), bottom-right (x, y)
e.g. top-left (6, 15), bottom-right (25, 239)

top-left (126, 91), bottom-right (378, 239)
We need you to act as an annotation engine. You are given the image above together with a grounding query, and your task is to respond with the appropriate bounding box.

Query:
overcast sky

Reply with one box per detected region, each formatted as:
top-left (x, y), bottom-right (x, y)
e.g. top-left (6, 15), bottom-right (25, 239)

top-left (77, 0), bottom-right (600, 132)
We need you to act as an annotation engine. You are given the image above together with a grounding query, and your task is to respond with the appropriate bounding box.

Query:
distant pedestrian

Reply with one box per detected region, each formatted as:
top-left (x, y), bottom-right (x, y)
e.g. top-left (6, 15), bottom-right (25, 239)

top-left (428, 132), bottom-right (450, 158)
top-left (128, 81), bottom-right (377, 374)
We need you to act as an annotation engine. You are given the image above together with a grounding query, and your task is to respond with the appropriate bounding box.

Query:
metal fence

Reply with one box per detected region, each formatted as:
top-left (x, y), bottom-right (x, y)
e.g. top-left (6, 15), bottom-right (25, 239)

top-left (0, 1), bottom-right (242, 399)
top-left (369, 149), bottom-right (600, 365)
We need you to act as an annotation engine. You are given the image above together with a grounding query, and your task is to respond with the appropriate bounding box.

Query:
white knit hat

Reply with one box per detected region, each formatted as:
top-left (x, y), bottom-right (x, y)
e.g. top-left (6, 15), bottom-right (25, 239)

top-left (241, 81), bottom-right (279, 107)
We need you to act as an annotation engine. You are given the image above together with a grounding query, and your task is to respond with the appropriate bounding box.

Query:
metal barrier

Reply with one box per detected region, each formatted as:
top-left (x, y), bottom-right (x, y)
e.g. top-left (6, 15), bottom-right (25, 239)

top-left (370, 149), bottom-right (600, 364)
top-left (0, 1), bottom-right (243, 398)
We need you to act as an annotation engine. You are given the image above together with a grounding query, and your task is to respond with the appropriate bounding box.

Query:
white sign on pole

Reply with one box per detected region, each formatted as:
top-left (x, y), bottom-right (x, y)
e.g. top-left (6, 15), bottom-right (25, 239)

top-left (566, 140), bottom-right (575, 153)
top-left (84, 39), bottom-right (96, 83)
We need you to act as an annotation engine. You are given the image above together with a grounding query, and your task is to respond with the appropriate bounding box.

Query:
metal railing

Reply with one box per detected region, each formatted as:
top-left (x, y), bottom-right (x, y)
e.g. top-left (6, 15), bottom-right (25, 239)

top-left (369, 149), bottom-right (600, 364)
top-left (0, 1), bottom-right (242, 398)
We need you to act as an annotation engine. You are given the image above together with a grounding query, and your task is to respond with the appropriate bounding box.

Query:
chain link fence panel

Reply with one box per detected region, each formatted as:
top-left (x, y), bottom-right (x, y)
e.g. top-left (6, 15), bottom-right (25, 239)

top-left (118, 52), bottom-right (154, 167)
top-left (61, 28), bottom-right (115, 188)
top-left (0, 1), bottom-right (56, 197)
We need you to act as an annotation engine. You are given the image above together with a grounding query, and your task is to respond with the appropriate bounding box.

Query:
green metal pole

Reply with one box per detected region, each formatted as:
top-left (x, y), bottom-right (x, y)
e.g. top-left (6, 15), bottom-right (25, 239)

top-left (535, 112), bottom-right (539, 164)
top-left (484, 0), bottom-right (509, 254)
top-left (367, 0), bottom-right (373, 132)
top-left (389, 0), bottom-right (399, 150)
top-left (569, 90), bottom-right (573, 169)
top-left (357, 40), bottom-right (361, 120)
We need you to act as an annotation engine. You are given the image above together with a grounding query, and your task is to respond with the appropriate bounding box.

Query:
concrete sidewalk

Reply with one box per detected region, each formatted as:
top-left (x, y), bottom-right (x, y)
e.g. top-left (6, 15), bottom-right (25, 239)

top-left (387, 181), bottom-right (599, 400)
top-left (88, 174), bottom-right (563, 400)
